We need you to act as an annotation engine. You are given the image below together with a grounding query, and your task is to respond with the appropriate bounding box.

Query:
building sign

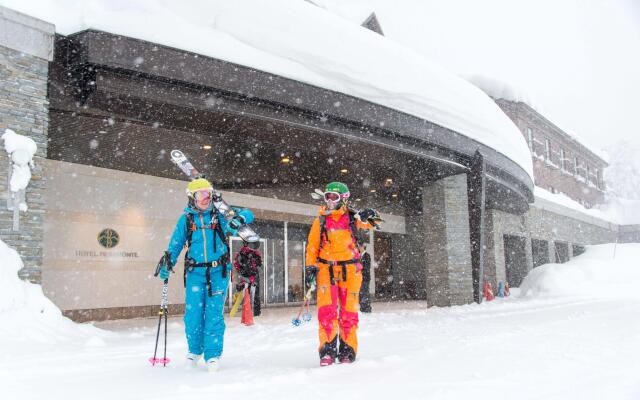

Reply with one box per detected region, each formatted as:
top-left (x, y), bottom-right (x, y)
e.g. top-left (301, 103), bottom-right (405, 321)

top-left (98, 228), bottom-right (119, 248)
top-left (74, 228), bottom-right (139, 258)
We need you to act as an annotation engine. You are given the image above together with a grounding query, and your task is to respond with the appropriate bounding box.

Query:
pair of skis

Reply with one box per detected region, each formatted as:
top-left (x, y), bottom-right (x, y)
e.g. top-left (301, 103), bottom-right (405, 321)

top-left (170, 150), bottom-right (260, 244)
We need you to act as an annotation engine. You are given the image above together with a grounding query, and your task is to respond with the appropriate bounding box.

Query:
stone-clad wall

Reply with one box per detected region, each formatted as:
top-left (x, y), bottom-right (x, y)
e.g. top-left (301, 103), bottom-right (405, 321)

top-left (0, 7), bottom-right (54, 282)
top-left (618, 225), bottom-right (640, 243)
top-left (485, 197), bottom-right (618, 288)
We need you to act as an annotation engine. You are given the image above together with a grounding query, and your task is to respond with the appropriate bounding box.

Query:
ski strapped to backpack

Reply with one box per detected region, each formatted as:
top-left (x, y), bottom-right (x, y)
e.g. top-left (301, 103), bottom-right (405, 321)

top-left (182, 209), bottom-right (231, 296)
top-left (170, 149), bottom-right (260, 246)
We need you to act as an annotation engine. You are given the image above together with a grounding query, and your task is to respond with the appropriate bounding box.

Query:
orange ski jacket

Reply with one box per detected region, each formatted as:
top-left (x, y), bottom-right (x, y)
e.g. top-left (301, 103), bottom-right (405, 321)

top-left (306, 205), bottom-right (374, 265)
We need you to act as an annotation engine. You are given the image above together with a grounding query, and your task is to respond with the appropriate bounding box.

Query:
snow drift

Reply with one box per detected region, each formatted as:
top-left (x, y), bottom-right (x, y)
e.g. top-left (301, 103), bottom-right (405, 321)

top-left (0, 239), bottom-right (101, 343)
top-left (519, 243), bottom-right (640, 299)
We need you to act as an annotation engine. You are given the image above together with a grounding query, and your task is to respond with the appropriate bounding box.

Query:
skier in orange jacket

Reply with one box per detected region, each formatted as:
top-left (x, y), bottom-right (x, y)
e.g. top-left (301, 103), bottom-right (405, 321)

top-left (305, 182), bottom-right (381, 366)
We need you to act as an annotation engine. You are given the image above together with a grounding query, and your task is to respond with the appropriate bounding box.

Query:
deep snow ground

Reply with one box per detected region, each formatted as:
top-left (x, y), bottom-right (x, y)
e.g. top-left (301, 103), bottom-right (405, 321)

top-left (2, 244), bottom-right (640, 400)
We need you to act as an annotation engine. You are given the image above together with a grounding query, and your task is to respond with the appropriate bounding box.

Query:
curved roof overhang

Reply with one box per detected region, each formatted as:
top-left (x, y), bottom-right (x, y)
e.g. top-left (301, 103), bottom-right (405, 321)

top-left (50, 30), bottom-right (533, 214)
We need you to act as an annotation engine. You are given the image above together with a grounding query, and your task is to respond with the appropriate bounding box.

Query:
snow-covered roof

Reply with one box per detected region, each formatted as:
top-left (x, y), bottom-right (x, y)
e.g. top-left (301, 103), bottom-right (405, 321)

top-left (0, 0), bottom-right (533, 179)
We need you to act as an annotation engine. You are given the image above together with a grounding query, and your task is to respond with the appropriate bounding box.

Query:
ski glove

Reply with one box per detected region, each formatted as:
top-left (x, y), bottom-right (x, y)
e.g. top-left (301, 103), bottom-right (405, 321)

top-left (305, 265), bottom-right (318, 291)
top-left (229, 214), bottom-right (247, 230)
top-left (358, 208), bottom-right (381, 225)
top-left (155, 251), bottom-right (174, 281)
top-left (158, 265), bottom-right (171, 280)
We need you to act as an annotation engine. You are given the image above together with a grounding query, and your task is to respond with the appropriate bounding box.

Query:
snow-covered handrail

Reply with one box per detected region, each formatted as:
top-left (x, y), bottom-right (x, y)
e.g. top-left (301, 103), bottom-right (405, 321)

top-left (2, 129), bottom-right (37, 231)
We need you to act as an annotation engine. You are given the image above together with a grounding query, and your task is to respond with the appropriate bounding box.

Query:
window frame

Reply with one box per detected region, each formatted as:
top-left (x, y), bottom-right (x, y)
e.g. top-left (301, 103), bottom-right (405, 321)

top-left (544, 138), bottom-right (550, 161)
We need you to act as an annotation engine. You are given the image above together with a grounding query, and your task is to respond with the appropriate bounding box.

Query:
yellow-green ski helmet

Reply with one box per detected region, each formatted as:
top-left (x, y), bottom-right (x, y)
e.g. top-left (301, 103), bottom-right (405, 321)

top-left (186, 178), bottom-right (213, 197)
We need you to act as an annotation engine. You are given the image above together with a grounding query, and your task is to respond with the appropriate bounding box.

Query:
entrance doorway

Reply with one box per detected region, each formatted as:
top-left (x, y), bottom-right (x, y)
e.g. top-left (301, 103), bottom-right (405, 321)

top-left (374, 234), bottom-right (393, 299)
top-left (531, 238), bottom-right (549, 268)
top-left (554, 241), bottom-right (570, 263)
top-left (228, 222), bottom-right (309, 308)
top-left (504, 235), bottom-right (528, 288)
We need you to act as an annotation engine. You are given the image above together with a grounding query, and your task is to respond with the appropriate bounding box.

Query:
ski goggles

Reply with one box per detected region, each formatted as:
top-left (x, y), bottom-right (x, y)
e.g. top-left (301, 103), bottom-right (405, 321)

top-left (194, 189), bottom-right (213, 201)
top-left (324, 191), bottom-right (349, 202)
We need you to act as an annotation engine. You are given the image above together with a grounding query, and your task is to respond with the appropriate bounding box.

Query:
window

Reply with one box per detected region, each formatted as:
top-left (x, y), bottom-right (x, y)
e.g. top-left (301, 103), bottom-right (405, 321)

top-left (544, 138), bottom-right (550, 161)
top-left (527, 128), bottom-right (533, 150)
top-left (596, 168), bottom-right (601, 189)
top-left (573, 156), bottom-right (579, 176)
top-left (560, 148), bottom-right (566, 171)
top-left (587, 165), bottom-right (591, 183)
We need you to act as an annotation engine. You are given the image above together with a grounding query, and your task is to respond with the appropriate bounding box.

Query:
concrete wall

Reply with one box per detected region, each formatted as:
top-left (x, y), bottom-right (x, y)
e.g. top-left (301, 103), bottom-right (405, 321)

top-left (486, 195), bottom-right (618, 288)
top-left (618, 225), bottom-right (640, 243)
top-left (0, 7), bottom-right (54, 282)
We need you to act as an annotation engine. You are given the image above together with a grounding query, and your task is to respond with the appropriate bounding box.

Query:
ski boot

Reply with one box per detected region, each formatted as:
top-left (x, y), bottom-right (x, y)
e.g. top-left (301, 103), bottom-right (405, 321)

top-left (207, 357), bottom-right (220, 373)
top-left (320, 355), bottom-right (334, 367)
top-left (185, 352), bottom-right (202, 368)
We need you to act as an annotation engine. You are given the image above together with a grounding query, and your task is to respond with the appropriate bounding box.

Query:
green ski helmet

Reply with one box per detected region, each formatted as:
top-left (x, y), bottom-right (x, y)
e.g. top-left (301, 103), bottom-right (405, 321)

top-left (324, 181), bottom-right (350, 208)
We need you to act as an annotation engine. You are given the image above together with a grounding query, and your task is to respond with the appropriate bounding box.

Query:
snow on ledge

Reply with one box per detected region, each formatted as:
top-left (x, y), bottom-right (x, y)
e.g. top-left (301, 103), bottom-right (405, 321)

top-left (0, 0), bottom-right (533, 179)
top-left (534, 186), bottom-right (640, 227)
top-left (533, 186), bottom-right (614, 226)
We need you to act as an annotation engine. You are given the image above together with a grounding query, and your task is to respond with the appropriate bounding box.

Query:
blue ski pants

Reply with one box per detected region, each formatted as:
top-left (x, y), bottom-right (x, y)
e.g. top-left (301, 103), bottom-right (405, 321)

top-left (184, 265), bottom-right (230, 361)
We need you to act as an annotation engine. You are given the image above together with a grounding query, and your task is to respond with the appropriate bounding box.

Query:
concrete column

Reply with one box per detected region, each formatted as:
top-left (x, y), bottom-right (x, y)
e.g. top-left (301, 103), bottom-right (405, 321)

top-left (0, 6), bottom-right (55, 283)
top-left (484, 210), bottom-right (533, 287)
top-left (524, 235), bottom-right (534, 273)
top-left (423, 174), bottom-right (474, 306)
top-left (548, 241), bottom-right (557, 263)
top-left (482, 210), bottom-right (498, 288)
top-left (487, 211), bottom-right (508, 286)
top-left (568, 242), bottom-right (574, 259)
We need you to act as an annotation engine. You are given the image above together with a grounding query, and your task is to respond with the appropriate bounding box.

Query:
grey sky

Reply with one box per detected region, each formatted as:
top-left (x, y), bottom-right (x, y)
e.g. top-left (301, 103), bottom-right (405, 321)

top-left (317, 0), bottom-right (640, 154)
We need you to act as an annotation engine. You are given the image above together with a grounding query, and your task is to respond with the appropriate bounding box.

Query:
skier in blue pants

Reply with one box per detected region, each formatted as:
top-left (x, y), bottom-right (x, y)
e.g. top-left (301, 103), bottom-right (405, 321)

top-left (157, 177), bottom-right (254, 372)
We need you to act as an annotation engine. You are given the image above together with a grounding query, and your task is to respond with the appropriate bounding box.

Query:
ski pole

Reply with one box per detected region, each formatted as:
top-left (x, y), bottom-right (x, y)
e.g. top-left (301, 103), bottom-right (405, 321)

top-left (150, 257), bottom-right (172, 366)
top-left (150, 279), bottom-right (171, 366)
top-left (292, 285), bottom-right (315, 326)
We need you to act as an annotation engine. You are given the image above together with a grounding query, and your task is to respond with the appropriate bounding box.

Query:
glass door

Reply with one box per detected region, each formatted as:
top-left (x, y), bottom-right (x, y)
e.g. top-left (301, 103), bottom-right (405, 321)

top-left (287, 240), bottom-right (305, 303)
top-left (264, 239), bottom-right (285, 304)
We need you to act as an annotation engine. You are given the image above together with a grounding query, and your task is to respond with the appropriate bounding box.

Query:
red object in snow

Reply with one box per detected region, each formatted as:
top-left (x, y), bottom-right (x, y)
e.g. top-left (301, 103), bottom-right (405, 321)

top-left (241, 287), bottom-right (254, 326)
top-left (504, 282), bottom-right (510, 297)
top-left (483, 282), bottom-right (495, 301)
